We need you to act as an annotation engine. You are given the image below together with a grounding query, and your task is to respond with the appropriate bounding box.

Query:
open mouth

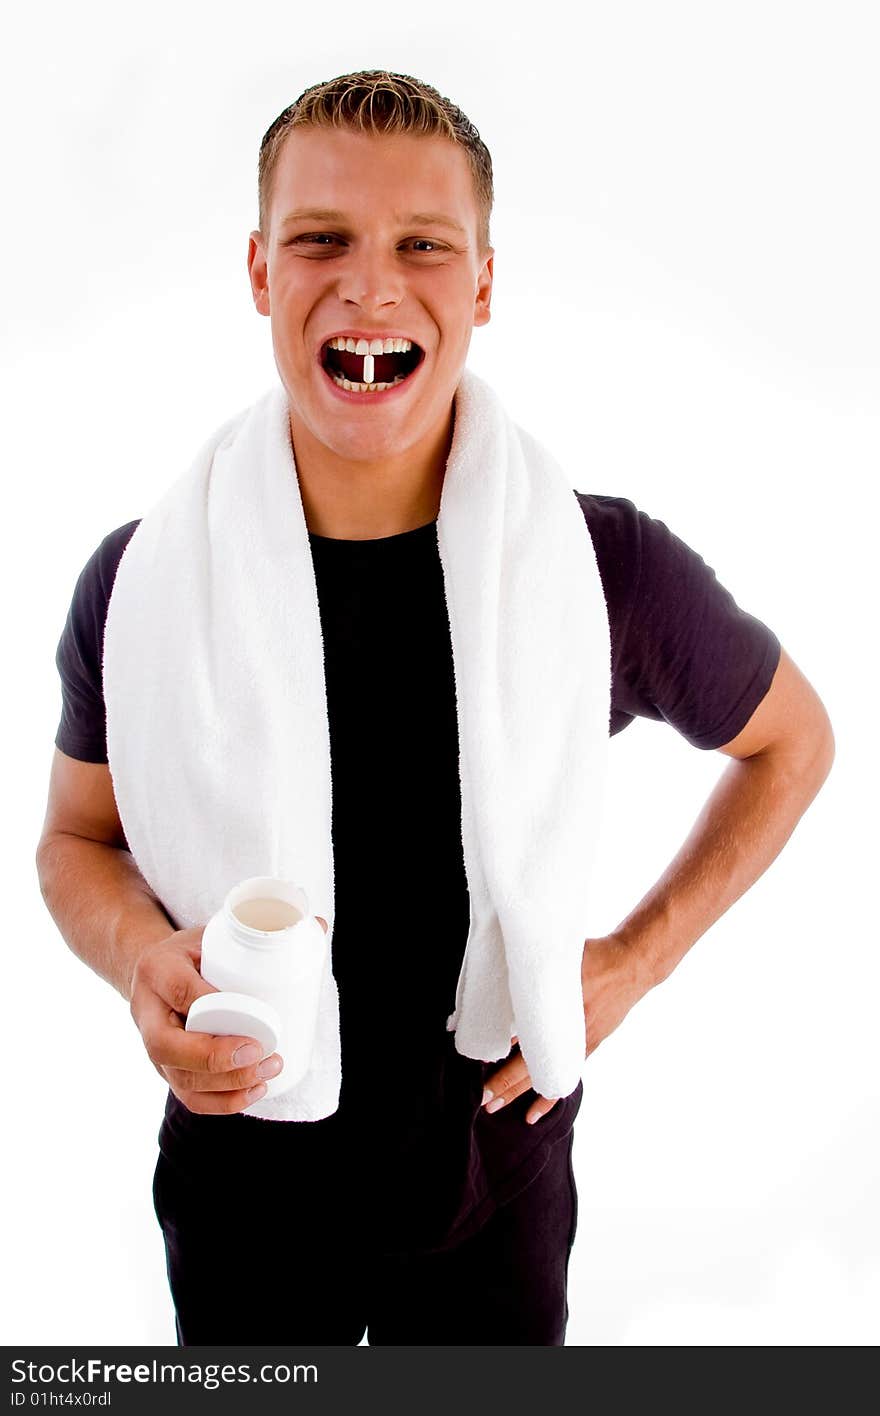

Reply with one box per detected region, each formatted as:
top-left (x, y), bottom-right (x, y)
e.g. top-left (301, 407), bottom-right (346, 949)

top-left (320, 337), bottom-right (425, 393)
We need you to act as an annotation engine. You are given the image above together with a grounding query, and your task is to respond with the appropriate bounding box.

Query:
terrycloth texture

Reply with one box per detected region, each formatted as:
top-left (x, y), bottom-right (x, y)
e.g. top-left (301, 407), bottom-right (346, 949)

top-left (102, 370), bottom-right (612, 1121)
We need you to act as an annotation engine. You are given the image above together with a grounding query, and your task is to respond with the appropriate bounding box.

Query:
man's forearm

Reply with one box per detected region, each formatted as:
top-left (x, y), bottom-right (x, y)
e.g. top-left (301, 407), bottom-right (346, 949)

top-left (614, 743), bottom-right (835, 990)
top-left (35, 835), bottom-right (177, 1003)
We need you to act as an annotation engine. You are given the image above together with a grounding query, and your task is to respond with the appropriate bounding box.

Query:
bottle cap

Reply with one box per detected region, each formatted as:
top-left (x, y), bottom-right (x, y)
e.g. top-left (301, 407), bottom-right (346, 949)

top-left (185, 991), bottom-right (282, 1056)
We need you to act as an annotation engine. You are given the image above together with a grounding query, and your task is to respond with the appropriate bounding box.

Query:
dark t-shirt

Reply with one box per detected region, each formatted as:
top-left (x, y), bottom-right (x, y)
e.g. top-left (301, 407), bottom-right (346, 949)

top-left (53, 492), bottom-right (781, 1255)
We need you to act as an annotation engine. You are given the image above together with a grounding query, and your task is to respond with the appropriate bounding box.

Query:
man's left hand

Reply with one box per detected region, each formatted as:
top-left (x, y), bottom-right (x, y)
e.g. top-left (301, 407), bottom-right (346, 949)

top-left (480, 933), bottom-right (649, 1125)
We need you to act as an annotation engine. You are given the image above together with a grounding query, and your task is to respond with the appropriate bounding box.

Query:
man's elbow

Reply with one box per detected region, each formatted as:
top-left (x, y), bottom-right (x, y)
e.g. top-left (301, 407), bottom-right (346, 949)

top-left (798, 718), bottom-right (835, 825)
top-left (818, 715), bottom-right (836, 779)
top-left (798, 695), bottom-right (835, 781)
top-left (767, 709), bottom-right (835, 790)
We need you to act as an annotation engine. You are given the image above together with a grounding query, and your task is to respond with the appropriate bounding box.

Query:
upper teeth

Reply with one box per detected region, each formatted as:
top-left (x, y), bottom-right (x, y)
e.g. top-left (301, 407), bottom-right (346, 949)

top-left (326, 336), bottom-right (414, 355)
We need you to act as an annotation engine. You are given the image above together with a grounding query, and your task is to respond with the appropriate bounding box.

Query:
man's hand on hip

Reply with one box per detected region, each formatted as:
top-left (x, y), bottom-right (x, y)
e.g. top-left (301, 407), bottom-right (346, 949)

top-left (479, 933), bottom-right (649, 1127)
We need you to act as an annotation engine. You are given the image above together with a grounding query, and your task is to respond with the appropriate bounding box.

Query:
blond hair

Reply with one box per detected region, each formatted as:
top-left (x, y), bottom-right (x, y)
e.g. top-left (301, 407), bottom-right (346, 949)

top-left (257, 69), bottom-right (493, 254)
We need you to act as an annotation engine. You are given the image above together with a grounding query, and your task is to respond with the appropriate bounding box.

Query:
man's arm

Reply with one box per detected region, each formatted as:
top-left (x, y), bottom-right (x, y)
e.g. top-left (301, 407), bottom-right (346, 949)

top-left (612, 644), bottom-right (835, 990)
top-left (481, 645), bottom-right (835, 1123)
top-left (35, 748), bottom-right (176, 1002)
top-left (34, 749), bottom-right (291, 1112)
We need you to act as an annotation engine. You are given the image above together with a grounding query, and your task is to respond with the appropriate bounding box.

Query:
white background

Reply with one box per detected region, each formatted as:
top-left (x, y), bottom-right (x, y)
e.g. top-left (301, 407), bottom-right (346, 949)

top-left (4, 0), bottom-right (877, 1347)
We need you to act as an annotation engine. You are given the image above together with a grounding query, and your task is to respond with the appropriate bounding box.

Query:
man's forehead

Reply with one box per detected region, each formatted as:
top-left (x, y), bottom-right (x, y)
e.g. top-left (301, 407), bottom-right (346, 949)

top-left (272, 126), bottom-right (473, 209)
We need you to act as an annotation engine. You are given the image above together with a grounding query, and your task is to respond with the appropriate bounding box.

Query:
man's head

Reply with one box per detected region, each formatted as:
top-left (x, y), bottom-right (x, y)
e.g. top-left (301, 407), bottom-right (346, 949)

top-left (247, 70), bottom-right (495, 478)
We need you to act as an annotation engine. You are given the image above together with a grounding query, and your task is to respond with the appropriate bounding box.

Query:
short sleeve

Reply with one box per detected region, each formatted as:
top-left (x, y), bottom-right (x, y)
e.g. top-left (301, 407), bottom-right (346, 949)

top-left (580, 492), bottom-right (776, 747)
top-left (54, 521), bottom-right (140, 764)
top-left (618, 506), bottom-right (781, 749)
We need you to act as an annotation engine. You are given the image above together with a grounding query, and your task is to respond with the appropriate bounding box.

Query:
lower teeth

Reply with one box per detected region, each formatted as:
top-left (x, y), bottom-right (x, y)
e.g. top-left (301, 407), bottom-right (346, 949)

top-left (329, 371), bottom-right (407, 393)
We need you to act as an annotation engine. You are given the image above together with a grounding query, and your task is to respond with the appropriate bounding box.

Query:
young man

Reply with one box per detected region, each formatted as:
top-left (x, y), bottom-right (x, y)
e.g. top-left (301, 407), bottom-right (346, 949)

top-left (36, 71), bottom-right (834, 1346)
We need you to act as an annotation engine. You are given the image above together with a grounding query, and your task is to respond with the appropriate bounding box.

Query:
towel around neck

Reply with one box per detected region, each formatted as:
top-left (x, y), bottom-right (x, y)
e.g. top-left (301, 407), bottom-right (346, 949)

top-left (102, 368), bottom-right (612, 1121)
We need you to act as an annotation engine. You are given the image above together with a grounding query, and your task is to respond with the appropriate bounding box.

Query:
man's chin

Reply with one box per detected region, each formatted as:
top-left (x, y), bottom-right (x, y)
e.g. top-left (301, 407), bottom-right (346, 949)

top-left (316, 424), bottom-right (425, 466)
top-left (288, 400), bottom-right (425, 466)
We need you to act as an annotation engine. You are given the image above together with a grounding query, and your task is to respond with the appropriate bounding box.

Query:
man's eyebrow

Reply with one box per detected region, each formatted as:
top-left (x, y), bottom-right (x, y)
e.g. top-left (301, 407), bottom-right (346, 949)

top-left (279, 207), bottom-right (467, 235)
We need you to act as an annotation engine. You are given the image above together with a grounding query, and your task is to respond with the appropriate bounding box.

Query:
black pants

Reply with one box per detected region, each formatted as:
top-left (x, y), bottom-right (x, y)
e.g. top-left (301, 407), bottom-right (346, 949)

top-left (151, 1127), bottom-right (579, 1345)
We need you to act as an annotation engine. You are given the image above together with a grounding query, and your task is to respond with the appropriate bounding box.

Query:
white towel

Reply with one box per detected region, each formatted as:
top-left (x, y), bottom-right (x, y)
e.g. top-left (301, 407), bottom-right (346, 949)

top-left (102, 369), bottom-right (611, 1122)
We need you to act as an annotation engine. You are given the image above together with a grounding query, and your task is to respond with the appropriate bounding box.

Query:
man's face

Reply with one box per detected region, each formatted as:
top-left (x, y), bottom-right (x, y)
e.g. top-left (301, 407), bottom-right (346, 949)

top-left (247, 127), bottom-right (493, 468)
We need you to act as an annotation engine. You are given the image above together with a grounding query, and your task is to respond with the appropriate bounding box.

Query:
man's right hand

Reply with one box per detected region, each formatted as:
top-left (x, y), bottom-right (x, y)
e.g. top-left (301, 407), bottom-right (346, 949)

top-left (129, 915), bottom-right (329, 1114)
top-left (129, 925), bottom-right (284, 1114)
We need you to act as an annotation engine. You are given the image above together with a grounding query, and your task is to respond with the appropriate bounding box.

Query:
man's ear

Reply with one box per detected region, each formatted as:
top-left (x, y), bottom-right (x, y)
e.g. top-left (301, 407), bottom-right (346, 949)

top-left (474, 249), bottom-right (494, 329)
top-left (247, 230), bottom-right (270, 317)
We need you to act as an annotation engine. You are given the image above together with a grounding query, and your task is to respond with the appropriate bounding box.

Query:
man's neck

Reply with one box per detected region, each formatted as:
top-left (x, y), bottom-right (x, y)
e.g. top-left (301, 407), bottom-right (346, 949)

top-left (288, 409), bottom-right (453, 541)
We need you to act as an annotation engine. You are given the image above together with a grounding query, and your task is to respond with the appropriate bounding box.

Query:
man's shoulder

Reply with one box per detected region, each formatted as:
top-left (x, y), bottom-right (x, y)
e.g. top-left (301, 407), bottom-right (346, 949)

top-left (65, 519), bottom-right (142, 627)
top-left (92, 518), bottom-right (142, 598)
top-left (100, 517), bottom-right (142, 562)
top-left (572, 491), bottom-right (644, 588)
top-left (573, 492), bottom-right (642, 551)
top-left (573, 490), bottom-right (639, 520)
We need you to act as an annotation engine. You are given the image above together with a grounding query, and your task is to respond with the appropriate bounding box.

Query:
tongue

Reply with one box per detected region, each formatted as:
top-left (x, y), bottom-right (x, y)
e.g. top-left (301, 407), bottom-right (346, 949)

top-left (331, 349), bottom-right (407, 383)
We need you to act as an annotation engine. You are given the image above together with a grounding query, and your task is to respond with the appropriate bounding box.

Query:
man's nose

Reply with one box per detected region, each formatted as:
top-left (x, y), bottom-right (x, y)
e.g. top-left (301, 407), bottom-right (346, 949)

top-left (336, 246), bottom-right (404, 312)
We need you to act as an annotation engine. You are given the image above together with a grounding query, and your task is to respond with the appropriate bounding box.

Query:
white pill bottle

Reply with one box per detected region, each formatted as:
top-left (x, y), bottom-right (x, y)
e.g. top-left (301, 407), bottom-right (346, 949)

top-left (185, 875), bottom-right (329, 1102)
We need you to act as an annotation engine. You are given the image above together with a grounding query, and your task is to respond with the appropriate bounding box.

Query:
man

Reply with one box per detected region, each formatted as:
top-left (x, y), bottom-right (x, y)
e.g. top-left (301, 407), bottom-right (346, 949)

top-left (36, 70), bottom-right (834, 1346)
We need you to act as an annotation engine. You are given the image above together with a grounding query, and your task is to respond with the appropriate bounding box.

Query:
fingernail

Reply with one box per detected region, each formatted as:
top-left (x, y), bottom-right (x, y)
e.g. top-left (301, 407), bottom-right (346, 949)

top-left (258, 1056), bottom-right (282, 1079)
top-left (481, 1088), bottom-right (494, 1105)
top-left (233, 1043), bottom-right (262, 1066)
top-left (246, 1083), bottom-right (267, 1103)
top-left (486, 1096), bottom-right (506, 1113)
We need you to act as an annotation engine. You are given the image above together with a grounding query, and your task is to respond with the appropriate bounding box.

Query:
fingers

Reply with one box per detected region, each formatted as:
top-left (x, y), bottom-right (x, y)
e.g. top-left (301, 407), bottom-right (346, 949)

top-left (174, 1047), bottom-right (284, 1105)
top-left (524, 1096), bottom-right (560, 1125)
top-left (164, 1015), bottom-right (283, 1112)
top-left (480, 1040), bottom-right (560, 1126)
top-left (136, 979), bottom-right (281, 1107)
